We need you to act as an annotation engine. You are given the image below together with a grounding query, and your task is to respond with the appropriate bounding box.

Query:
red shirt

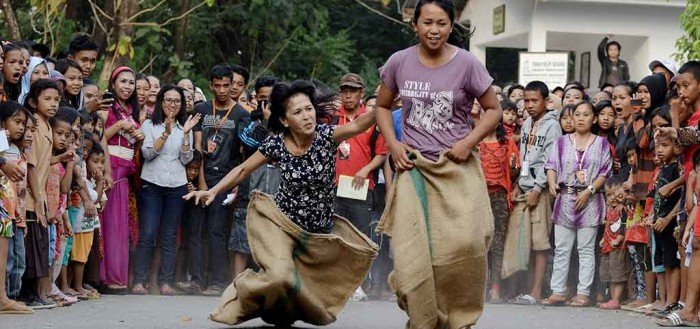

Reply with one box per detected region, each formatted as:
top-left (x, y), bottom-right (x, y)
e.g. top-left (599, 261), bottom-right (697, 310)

top-left (682, 110), bottom-right (700, 179)
top-left (479, 139), bottom-right (520, 210)
top-left (602, 207), bottom-right (625, 254)
top-left (334, 104), bottom-right (388, 190)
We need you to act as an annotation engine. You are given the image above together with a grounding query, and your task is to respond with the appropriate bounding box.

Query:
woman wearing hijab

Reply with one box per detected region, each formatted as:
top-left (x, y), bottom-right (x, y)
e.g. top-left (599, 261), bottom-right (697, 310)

top-left (17, 57), bottom-right (49, 104)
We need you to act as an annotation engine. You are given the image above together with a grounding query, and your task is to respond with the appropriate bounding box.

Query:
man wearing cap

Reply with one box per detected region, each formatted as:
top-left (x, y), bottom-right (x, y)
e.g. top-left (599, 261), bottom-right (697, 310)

top-left (334, 73), bottom-right (388, 300)
top-left (650, 59), bottom-right (678, 87)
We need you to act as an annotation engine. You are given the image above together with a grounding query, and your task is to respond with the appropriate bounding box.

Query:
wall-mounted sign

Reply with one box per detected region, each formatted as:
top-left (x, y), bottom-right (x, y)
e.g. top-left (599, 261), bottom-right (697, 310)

top-left (518, 52), bottom-right (569, 91)
top-left (493, 5), bottom-right (505, 35)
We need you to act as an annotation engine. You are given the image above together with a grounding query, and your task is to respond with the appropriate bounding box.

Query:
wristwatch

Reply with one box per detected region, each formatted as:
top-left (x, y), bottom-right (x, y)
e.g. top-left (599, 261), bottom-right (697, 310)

top-left (587, 185), bottom-right (596, 194)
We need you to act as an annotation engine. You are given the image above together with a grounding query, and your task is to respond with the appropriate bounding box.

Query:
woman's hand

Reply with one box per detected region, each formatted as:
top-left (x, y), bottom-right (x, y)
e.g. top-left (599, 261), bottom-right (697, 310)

top-left (183, 113), bottom-right (201, 134)
top-left (574, 190), bottom-right (592, 211)
top-left (654, 217), bottom-right (671, 233)
top-left (183, 190), bottom-right (216, 206)
top-left (549, 184), bottom-right (558, 198)
top-left (132, 129), bottom-right (145, 142)
top-left (655, 127), bottom-right (678, 141)
top-left (446, 139), bottom-right (472, 163)
top-left (0, 160), bottom-right (26, 182)
top-left (164, 117), bottom-right (174, 135)
top-left (388, 141), bottom-right (414, 171)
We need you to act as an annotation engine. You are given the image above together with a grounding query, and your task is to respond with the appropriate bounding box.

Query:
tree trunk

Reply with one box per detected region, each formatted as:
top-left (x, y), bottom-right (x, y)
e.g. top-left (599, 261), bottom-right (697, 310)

top-left (98, 0), bottom-right (138, 87)
top-left (1, 0), bottom-right (22, 41)
top-left (162, 0), bottom-right (192, 81)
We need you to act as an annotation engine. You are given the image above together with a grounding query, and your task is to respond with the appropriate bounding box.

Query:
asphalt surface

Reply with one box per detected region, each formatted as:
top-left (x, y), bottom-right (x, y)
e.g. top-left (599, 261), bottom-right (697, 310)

top-left (2, 295), bottom-right (658, 329)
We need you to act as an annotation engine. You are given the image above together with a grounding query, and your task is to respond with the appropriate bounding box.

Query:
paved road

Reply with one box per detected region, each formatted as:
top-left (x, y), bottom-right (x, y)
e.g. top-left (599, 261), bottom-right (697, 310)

top-left (3, 295), bottom-right (657, 329)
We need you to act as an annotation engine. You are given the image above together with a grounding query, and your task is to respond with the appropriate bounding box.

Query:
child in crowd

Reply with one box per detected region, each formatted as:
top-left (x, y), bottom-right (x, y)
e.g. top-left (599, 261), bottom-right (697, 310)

top-left (19, 79), bottom-right (60, 309)
top-left (479, 113), bottom-right (520, 303)
top-left (599, 184), bottom-right (631, 309)
top-left (511, 81), bottom-right (561, 305)
top-left (646, 133), bottom-right (682, 315)
top-left (69, 142), bottom-right (105, 299)
top-left (563, 85), bottom-right (585, 106)
top-left (0, 101), bottom-right (34, 314)
top-left (501, 100), bottom-right (519, 143)
top-left (46, 110), bottom-right (77, 306)
top-left (176, 150), bottom-right (206, 295)
top-left (559, 104), bottom-right (575, 134)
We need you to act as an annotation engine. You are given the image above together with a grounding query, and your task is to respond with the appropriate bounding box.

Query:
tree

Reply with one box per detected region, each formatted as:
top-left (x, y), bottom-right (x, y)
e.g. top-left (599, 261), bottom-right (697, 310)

top-left (0, 0), bottom-right (21, 40)
top-left (674, 0), bottom-right (700, 62)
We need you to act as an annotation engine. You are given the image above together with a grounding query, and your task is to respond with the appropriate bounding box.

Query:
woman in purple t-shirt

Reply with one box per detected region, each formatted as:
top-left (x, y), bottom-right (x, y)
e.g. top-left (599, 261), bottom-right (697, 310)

top-left (374, 0), bottom-right (502, 328)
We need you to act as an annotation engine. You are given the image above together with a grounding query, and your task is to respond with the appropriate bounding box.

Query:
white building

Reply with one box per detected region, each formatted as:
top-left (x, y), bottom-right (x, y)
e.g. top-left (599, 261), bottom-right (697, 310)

top-left (460, 0), bottom-right (686, 89)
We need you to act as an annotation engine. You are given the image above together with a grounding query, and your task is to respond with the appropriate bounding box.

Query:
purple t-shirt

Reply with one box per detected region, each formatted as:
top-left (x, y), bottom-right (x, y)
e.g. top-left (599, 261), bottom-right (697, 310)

top-left (380, 46), bottom-right (493, 160)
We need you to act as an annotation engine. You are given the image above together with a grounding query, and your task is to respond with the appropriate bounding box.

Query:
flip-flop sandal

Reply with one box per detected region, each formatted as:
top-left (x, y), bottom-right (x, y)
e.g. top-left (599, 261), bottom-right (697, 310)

top-left (568, 297), bottom-right (591, 307)
top-left (509, 294), bottom-right (537, 305)
top-left (0, 300), bottom-right (34, 314)
top-left (622, 303), bottom-right (651, 312)
top-left (540, 296), bottom-right (567, 307)
top-left (656, 312), bottom-right (700, 327)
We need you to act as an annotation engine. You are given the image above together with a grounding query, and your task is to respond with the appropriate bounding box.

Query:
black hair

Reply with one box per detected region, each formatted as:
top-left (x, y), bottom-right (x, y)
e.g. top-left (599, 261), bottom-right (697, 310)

top-left (208, 65), bottom-right (233, 83)
top-left (565, 81), bottom-right (585, 92)
top-left (573, 101), bottom-right (595, 116)
top-left (615, 81), bottom-right (638, 97)
top-left (650, 105), bottom-right (672, 125)
top-left (593, 100), bottom-right (617, 146)
top-left (135, 73), bottom-right (150, 87)
top-left (601, 83), bottom-right (615, 90)
top-left (150, 84), bottom-right (188, 126)
top-left (68, 34), bottom-right (99, 55)
top-left (83, 78), bottom-right (96, 86)
top-left (552, 86), bottom-right (564, 94)
top-left (54, 106), bottom-right (80, 126)
top-left (230, 64), bottom-right (250, 85)
top-left (524, 81), bottom-right (549, 99)
top-left (268, 80), bottom-right (317, 134)
top-left (0, 101), bottom-right (32, 141)
top-left (494, 123), bottom-right (507, 144)
top-left (560, 103), bottom-right (575, 120)
top-left (23, 79), bottom-right (60, 112)
top-left (607, 41), bottom-right (621, 53)
top-left (56, 59), bottom-right (83, 107)
top-left (254, 75), bottom-right (277, 94)
top-left (679, 61), bottom-right (700, 82)
top-left (413, 0), bottom-right (455, 24)
top-left (2, 43), bottom-right (25, 101)
top-left (500, 100), bottom-right (517, 112)
top-left (189, 149), bottom-right (202, 165)
top-left (508, 84), bottom-right (525, 97)
top-left (108, 67), bottom-right (140, 123)
top-left (86, 140), bottom-right (105, 158)
top-left (364, 95), bottom-right (377, 103)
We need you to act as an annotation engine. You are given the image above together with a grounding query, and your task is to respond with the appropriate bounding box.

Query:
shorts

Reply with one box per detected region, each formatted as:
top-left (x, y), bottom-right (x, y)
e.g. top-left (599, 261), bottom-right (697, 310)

top-left (0, 217), bottom-right (13, 238)
top-left (24, 212), bottom-right (50, 279)
top-left (600, 249), bottom-right (632, 283)
top-left (228, 208), bottom-right (251, 254)
top-left (71, 231), bottom-right (94, 263)
top-left (529, 191), bottom-right (552, 251)
top-left (654, 228), bottom-right (680, 269)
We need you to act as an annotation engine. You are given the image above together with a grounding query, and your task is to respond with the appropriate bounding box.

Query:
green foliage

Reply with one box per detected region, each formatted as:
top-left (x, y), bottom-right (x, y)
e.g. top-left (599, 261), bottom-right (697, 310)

top-left (3, 0), bottom-right (412, 93)
top-left (675, 0), bottom-right (700, 62)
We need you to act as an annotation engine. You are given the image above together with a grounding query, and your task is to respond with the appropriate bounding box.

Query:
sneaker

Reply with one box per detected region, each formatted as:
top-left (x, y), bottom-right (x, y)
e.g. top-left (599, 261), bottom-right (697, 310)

top-left (28, 298), bottom-right (57, 310)
top-left (350, 287), bottom-right (368, 302)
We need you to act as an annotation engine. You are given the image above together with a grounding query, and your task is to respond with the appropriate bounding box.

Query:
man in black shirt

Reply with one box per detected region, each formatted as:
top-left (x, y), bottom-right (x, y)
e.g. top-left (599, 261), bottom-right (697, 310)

top-left (192, 65), bottom-right (251, 295)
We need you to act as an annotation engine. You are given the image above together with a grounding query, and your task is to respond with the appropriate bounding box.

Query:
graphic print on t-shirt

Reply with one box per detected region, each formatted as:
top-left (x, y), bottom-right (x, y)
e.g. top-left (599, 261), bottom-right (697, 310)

top-left (401, 80), bottom-right (455, 134)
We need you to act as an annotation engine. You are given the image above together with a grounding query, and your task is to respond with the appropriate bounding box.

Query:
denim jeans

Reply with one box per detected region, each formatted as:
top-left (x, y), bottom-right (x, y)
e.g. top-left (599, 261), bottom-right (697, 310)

top-left (133, 181), bottom-right (188, 285)
top-left (204, 193), bottom-right (231, 288)
top-left (6, 224), bottom-right (25, 299)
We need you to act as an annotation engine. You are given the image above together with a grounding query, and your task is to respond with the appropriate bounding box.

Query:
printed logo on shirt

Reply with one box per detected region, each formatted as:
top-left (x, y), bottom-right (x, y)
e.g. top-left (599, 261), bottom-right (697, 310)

top-left (523, 132), bottom-right (546, 149)
top-left (403, 87), bottom-right (454, 134)
top-left (201, 114), bottom-right (236, 129)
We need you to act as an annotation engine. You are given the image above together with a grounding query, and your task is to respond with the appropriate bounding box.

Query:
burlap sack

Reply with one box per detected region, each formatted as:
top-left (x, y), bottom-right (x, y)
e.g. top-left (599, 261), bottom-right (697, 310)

top-left (209, 192), bottom-right (378, 327)
top-left (378, 152), bottom-right (494, 329)
top-left (500, 196), bottom-right (530, 279)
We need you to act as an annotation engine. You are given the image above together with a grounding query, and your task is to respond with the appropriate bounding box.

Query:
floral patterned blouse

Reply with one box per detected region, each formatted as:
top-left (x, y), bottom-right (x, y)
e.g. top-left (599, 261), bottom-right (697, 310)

top-left (258, 124), bottom-right (338, 233)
